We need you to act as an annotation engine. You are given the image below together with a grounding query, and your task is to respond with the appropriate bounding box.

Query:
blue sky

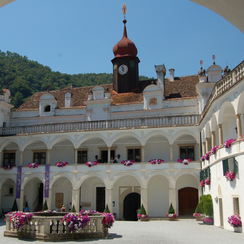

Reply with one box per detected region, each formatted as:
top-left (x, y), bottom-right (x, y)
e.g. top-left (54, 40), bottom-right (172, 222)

top-left (0, 0), bottom-right (243, 79)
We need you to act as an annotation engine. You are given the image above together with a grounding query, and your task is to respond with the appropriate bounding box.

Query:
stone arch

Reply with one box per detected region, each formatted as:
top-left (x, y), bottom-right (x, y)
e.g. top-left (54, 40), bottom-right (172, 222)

top-left (145, 171), bottom-right (170, 188)
top-left (111, 172), bottom-right (143, 188)
top-left (144, 130), bottom-right (170, 144)
top-left (110, 132), bottom-right (142, 146)
top-left (22, 175), bottom-right (44, 190)
top-left (172, 130), bottom-right (199, 144)
top-left (22, 138), bottom-right (48, 151)
top-left (0, 176), bottom-right (16, 190)
top-left (77, 134), bottom-right (109, 148)
top-left (216, 99), bottom-right (236, 125)
top-left (0, 139), bottom-right (21, 152)
top-left (49, 174), bottom-right (74, 189)
top-left (147, 174), bottom-right (170, 217)
top-left (50, 135), bottom-right (75, 149)
top-left (77, 173), bottom-right (106, 189)
top-left (1, 178), bottom-right (16, 213)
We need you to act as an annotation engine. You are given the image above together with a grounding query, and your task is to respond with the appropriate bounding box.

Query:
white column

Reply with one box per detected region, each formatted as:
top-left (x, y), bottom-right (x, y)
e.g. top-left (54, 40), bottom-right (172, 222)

top-left (169, 189), bottom-right (177, 214)
top-left (47, 149), bottom-right (51, 165)
top-left (170, 144), bottom-right (173, 161)
top-left (108, 147), bottom-right (111, 163)
top-left (141, 146), bottom-right (145, 162)
top-left (105, 188), bottom-right (113, 213)
top-left (218, 124), bottom-right (223, 146)
top-left (20, 151), bottom-right (23, 166)
top-left (16, 189), bottom-right (24, 211)
top-left (236, 114), bottom-right (243, 140)
top-left (74, 148), bottom-right (78, 164)
top-left (46, 189), bottom-right (52, 210)
top-left (72, 188), bottom-right (80, 213)
top-left (140, 188), bottom-right (148, 214)
top-left (211, 131), bottom-right (216, 148)
top-left (202, 142), bottom-right (206, 155)
top-left (206, 138), bottom-right (210, 152)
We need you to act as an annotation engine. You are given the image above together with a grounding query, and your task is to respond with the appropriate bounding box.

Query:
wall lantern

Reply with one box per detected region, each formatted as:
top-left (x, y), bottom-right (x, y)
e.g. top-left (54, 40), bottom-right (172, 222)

top-left (214, 196), bottom-right (218, 203)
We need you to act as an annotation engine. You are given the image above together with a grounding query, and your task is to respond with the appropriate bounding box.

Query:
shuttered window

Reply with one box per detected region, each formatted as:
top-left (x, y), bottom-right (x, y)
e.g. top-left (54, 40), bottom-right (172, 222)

top-left (222, 159), bottom-right (229, 176)
top-left (233, 197), bottom-right (240, 215)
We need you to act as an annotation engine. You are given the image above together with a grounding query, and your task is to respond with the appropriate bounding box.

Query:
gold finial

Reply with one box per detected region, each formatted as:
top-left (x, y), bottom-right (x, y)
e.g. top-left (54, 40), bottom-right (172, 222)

top-left (122, 3), bottom-right (127, 18)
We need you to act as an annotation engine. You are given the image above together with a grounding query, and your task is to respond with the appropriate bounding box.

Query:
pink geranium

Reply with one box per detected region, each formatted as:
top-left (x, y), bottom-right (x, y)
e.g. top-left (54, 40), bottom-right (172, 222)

top-left (211, 146), bottom-right (219, 155)
top-left (225, 171), bottom-right (235, 181)
top-left (205, 178), bottom-right (210, 185)
top-left (200, 180), bottom-right (205, 187)
top-left (223, 139), bottom-right (236, 148)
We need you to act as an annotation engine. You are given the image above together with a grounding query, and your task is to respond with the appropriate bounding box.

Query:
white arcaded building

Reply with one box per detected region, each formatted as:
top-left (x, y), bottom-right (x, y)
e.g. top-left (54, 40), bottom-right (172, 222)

top-left (0, 15), bottom-right (243, 230)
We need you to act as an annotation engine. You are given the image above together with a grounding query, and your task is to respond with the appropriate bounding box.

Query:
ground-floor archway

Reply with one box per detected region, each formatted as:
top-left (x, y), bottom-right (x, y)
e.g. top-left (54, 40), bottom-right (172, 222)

top-left (178, 187), bottom-right (198, 215)
top-left (123, 192), bottom-right (140, 221)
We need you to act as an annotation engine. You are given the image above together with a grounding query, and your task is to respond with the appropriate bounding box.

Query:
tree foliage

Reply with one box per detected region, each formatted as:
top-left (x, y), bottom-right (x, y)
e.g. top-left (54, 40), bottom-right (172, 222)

top-left (0, 50), bottom-right (149, 109)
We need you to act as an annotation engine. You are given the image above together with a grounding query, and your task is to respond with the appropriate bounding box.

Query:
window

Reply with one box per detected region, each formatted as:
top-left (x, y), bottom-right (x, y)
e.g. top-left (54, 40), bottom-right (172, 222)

top-left (127, 148), bottom-right (141, 162)
top-left (9, 187), bottom-right (13, 195)
top-left (200, 167), bottom-right (211, 181)
top-left (44, 105), bottom-right (51, 112)
top-left (149, 97), bottom-right (157, 105)
top-left (233, 197), bottom-right (240, 215)
top-left (3, 152), bottom-right (15, 166)
top-left (100, 150), bottom-right (115, 163)
top-left (33, 152), bottom-right (46, 165)
top-left (77, 150), bottom-right (87, 164)
top-left (222, 157), bottom-right (238, 176)
top-left (180, 146), bottom-right (194, 160)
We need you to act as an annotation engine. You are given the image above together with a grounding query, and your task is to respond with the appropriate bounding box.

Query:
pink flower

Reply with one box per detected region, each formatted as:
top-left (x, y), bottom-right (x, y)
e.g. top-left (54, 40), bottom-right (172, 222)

top-left (205, 178), bottom-right (210, 185)
top-left (225, 171), bottom-right (235, 181)
top-left (211, 146), bottom-right (219, 155)
top-left (200, 180), bottom-right (205, 187)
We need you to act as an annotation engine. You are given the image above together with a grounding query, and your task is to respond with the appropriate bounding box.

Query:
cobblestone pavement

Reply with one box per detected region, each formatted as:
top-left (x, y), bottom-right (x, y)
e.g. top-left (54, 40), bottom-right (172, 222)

top-left (1, 218), bottom-right (244, 244)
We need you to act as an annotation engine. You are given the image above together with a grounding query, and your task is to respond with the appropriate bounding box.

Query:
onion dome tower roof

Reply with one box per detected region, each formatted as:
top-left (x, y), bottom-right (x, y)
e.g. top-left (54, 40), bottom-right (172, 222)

top-left (113, 19), bottom-right (138, 57)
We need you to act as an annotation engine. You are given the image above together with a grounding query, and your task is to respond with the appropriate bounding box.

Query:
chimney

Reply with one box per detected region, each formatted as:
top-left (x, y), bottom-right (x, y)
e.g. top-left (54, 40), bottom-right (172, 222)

top-left (65, 92), bottom-right (73, 107)
top-left (169, 68), bottom-right (175, 81)
top-left (155, 64), bottom-right (166, 100)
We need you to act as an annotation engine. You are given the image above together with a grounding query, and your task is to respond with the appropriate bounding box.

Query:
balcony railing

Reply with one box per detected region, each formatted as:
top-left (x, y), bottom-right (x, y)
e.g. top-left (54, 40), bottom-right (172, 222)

top-left (201, 60), bottom-right (244, 120)
top-left (0, 114), bottom-right (200, 136)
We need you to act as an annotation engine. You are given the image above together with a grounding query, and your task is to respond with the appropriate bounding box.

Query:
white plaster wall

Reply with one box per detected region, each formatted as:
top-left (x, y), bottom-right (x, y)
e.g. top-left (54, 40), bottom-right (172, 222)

top-left (148, 175), bottom-right (169, 217)
top-left (1, 179), bottom-right (15, 210)
top-left (52, 177), bottom-right (72, 211)
top-left (222, 116), bottom-right (237, 141)
top-left (24, 179), bottom-right (40, 212)
top-left (50, 145), bottom-right (74, 165)
top-left (145, 141), bottom-right (170, 162)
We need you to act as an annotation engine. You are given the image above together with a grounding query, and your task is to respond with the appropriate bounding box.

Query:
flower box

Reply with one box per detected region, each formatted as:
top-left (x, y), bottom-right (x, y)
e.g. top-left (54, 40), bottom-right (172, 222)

top-left (85, 161), bottom-right (98, 167)
top-left (177, 158), bottom-right (192, 165)
top-left (148, 159), bottom-right (164, 165)
top-left (225, 171), bottom-right (235, 181)
top-left (228, 215), bottom-right (242, 228)
top-left (121, 160), bottom-right (135, 166)
top-left (55, 162), bottom-right (68, 167)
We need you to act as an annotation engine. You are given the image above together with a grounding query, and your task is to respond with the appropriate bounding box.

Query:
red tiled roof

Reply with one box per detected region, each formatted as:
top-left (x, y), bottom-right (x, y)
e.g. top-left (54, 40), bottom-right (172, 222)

top-left (17, 75), bottom-right (199, 111)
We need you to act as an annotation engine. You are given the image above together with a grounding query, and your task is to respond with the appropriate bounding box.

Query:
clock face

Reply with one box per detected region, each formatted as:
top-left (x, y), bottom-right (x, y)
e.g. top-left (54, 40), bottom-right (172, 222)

top-left (118, 64), bottom-right (128, 75)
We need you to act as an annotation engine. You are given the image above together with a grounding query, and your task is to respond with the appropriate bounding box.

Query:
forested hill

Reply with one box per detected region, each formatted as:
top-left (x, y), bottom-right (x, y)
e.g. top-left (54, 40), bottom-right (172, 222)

top-left (0, 51), bottom-right (149, 109)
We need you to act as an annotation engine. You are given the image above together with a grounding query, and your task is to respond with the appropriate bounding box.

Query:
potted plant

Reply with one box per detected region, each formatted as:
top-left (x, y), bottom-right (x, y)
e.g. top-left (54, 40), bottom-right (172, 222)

top-left (228, 215), bottom-right (242, 232)
top-left (138, 204), bottom-right (149, 221)
top-left (201, 195), bottom-right (213, 225)
top-left (166, 203), bottom-right (177, 220)
top-left (193, 201), bottom-right (204, 221)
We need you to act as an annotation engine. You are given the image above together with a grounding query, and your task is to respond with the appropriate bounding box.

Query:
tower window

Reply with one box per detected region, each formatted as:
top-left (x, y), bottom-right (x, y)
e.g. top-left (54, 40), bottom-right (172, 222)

top-left (44, 105), bottom-right (51, 112)
top-left (130, 60), bottom-right (135, 67)
top-left (149, 97), bottom-right (157, 105)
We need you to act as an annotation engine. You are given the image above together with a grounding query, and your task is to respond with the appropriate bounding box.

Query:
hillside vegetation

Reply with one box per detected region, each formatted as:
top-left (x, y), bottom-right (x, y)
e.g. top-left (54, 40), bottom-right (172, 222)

top-left (0, 51), bottom-right (149, 109)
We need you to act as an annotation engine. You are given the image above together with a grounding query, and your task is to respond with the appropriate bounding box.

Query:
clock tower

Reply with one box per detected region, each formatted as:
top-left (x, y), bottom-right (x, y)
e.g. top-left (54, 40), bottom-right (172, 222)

top-left (112, 18), bottom-right (140, 93)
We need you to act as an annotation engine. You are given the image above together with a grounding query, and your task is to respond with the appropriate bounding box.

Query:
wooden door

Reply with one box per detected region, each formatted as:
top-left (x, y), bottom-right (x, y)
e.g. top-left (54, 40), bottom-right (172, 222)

top-left (178, 187), bottom-right (198, 215)
top-left (96, 187), bottom-right (105, 212)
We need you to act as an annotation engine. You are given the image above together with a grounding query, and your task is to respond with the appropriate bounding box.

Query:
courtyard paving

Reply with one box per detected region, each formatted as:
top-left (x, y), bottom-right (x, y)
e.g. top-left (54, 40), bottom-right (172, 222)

top-left (1, 218), bottom-right (244, 243)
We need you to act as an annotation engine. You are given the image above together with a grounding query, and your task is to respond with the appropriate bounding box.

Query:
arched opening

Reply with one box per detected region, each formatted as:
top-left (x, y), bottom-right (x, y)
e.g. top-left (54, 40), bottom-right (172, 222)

top-left (1, 179), bottom-right (16, 214)
top-left (44, 105), bottom-right (51, 112)
top-left (149, 97), bottom-right (157, 105)
top-left (178, 187), bottom-right (198, 215)
top-left (23, 178), bottom-right (43, 212)
top-left (123, 192), bottom-right (140, 221)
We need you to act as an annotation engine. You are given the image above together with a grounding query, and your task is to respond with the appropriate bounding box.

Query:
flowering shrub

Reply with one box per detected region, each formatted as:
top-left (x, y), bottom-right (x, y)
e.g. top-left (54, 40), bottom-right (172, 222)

top-left (62, 213), bottom-right (90, 232)
top-left (225, 171), bottom-right (236, 181)
top-left (228, 215), bottom-right (242, 228)
top-left (121, 160), bottom-right (135, 166)
top-left (203, 217), bottom-right (213, 224)
top-left (138, 214), bottom-right (149, 218)
top-left (193, 213), bottom-right (203, 217)
top-left (80, 210), bottom-right (99, 215)
top-left (204, 152), bottom-right (211, 161)
top-left (177, 158), bottom-right (192, 165)
top-left (205, 178), bottom-right (210, 185)
top-left (200, 155), bottom-right (205, 162)
top-left (211, 146), bottom-right (219, 155)
top-left (166, 213), bottom-right (177, 218)
top-left (28, 163), bottom-right (39, 168)
top-left (148, 159), bottom-right (164, 165)
top-left (3, 164), bottom-right (16, 170)
top-left (102, 213), bottom-right (115, 228)
top-left (85, 161), bottom-right (98, 167)
top-left (200, 180), bottom-right (205, 187)
top-left (9, 211), bottom-right (34, 229)
top-left (224, 138), bottom-right (236, 148)
top-left (55, 162), bottom-right (68, 167)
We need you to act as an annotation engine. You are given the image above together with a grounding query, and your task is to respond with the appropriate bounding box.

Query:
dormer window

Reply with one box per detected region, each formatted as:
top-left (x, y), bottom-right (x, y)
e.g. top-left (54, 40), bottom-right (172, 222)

top-left (44, 105), bottom-right (51, 112)
top-left (149, 97), bottom-right (157, 106)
